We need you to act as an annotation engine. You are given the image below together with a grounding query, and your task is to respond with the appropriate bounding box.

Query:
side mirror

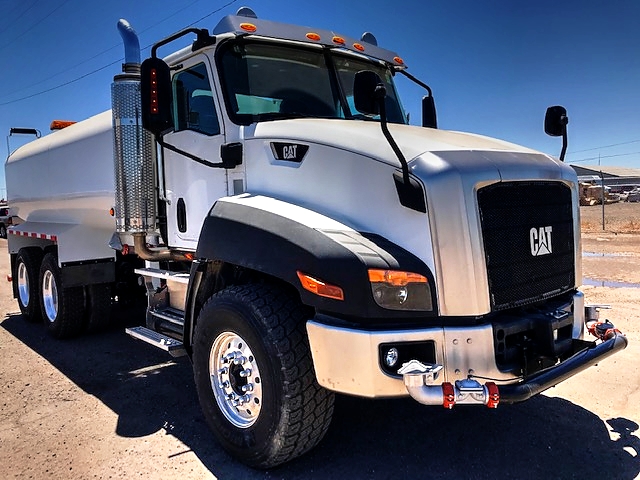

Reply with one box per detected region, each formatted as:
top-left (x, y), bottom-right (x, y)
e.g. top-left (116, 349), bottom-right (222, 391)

top-left (422, 96), bottom-right (437, 129)
top-left (353, 70), bottom-right (386, 116)
top-left (544, 105), bottom-right (569, 162)
top-left (141, 57), bottom-right (174, 136)
top-left (544, 105), bottom-right (568, 137)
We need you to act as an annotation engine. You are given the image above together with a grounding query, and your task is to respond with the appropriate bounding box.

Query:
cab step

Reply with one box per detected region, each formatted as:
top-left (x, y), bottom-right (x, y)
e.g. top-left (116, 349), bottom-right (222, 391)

top-left (125, 326), bottom-right (187, 357)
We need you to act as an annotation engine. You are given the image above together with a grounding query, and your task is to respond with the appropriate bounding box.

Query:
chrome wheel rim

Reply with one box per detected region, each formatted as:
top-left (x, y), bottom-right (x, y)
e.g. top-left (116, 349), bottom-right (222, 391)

top-left (209, 331), bottom-right (263, 428)
top-left (42, 270), bottom-right (58, 323)
top-left (17, 261), bottom-right (30, 308)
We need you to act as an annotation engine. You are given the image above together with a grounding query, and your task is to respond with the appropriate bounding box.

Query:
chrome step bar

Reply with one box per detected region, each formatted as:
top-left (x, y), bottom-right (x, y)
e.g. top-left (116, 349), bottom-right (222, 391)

top-left (126, 326), bottom-right (187, 357)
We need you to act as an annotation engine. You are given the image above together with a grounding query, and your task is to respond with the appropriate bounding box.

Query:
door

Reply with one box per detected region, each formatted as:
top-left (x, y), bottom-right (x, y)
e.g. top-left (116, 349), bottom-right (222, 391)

top-left (162, 56), bottom-right (229, 250)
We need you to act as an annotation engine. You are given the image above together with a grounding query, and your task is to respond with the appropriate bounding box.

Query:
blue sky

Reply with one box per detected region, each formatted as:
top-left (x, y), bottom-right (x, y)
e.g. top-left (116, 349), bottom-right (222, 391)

top-left (1, 0), bottom-right (639, 198)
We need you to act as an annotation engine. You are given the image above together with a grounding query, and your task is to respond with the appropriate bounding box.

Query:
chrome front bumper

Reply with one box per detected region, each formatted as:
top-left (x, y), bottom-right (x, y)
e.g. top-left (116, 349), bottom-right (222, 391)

top-left (306, 292), bottom-right (586, 398)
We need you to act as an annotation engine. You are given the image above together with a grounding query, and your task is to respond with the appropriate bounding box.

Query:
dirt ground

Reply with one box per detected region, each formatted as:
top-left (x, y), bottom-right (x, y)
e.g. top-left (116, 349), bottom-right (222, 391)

top-left (1, 209), bottom-right (639, 479)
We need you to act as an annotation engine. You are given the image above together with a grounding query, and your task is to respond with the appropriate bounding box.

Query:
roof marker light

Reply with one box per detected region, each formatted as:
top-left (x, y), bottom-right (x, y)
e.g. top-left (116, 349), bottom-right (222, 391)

top-left (297, 271), bottom-right (344, 301)
top-left (332, 36), bottom-right (345, 45)
top-left (240, 22), bottom-right (257, 32)
top-left (50, 120), bottom-right (76, 130)
top-left (306, 32), bottom-right (321, 41)
top-left (393, 56), bottom-right (405, 65)
top-left (353, 43), bottom-right (365, 52)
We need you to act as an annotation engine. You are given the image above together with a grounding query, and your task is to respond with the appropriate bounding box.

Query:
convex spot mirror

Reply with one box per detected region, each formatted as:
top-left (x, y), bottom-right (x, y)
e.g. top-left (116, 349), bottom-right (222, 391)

top-left (141, 57), bottom-right (174, 136)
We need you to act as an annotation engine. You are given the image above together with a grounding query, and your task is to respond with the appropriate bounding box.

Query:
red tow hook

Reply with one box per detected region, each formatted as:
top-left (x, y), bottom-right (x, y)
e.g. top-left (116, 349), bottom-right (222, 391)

top-left (485, 382), bottom-right (500, 409)
top-left (587, 320), bottom-right (623, 341)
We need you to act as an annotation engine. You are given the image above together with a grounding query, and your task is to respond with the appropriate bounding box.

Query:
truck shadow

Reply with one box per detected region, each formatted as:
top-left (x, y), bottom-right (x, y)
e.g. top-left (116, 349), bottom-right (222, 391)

top-left (3, 311), bottom-right (639, 480)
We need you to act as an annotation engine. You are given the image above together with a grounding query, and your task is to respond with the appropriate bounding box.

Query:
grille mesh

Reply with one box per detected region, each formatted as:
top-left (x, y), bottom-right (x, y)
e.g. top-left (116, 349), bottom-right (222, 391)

top-left (477, 182), bottom-right (575, 311)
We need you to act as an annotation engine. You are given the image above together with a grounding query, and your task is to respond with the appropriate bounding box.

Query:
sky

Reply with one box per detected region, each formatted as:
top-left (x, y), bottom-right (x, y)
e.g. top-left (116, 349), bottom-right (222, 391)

top-left (1, 0), bottom-right (639, 198)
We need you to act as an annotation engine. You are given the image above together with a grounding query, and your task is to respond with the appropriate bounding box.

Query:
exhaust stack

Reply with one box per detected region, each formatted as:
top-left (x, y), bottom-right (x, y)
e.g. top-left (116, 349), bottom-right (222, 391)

top-left (111, 19), bottom-right (156, 235)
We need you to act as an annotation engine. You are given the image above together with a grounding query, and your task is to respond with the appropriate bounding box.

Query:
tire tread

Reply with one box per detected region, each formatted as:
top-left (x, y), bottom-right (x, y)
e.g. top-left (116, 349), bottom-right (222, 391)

top-left (195, 283), bottom-right (334, 468)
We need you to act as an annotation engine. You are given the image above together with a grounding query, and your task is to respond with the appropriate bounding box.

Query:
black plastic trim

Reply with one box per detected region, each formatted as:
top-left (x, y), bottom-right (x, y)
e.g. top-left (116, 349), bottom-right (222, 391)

top-left (196, 201), bottom-right (436, 319)
top-left (500, 334), bottom-right (628, 403)
top-left (61, 258), bottom-right (115, 287)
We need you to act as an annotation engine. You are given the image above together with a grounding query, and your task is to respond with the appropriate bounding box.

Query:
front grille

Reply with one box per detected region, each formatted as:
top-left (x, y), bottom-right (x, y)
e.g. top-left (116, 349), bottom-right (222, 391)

top-left (477, 182), bottom-right (575, 311)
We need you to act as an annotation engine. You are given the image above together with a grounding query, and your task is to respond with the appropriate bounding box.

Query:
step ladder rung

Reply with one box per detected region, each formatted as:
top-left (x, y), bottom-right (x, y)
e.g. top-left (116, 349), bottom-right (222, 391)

top-left (126, 326), bottom-right (186, 357)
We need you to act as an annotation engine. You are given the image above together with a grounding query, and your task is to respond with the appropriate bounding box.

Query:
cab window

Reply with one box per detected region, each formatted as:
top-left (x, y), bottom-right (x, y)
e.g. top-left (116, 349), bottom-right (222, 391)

top-left (173, 63), bottom-right (220, 136)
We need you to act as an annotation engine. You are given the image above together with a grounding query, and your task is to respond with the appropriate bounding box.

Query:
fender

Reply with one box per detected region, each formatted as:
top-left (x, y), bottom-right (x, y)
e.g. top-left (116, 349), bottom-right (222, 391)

top-left (8, 221), bottom-right (115, 287)
top-left (194, 195), bottom-right (436, 320)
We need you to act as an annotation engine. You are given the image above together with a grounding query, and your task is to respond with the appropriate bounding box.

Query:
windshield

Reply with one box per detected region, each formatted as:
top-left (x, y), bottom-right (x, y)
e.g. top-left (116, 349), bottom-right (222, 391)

top-left (217, 40), bottom-right (407, 125)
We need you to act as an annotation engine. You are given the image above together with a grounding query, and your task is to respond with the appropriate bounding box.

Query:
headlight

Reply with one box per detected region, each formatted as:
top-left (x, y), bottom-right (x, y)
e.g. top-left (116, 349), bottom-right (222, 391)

top-left (368, 269), bottom-right (432, 311)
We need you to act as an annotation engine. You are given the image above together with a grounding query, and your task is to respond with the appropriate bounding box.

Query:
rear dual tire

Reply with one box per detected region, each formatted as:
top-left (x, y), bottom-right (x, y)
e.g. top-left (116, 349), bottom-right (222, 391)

top-left (39, 253), bottom-right (86, 339)
top-left (15, 248), bottom-right (43, 322)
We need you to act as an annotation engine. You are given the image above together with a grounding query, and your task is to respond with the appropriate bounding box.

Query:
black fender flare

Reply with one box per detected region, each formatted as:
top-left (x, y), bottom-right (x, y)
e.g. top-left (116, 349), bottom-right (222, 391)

top-left (193, 199), bottom-right (436, 319)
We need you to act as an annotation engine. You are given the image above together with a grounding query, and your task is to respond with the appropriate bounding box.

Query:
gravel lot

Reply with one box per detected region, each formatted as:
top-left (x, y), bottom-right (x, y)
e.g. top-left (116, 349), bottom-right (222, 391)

top-left (1, 222), bottom-right (639, 479)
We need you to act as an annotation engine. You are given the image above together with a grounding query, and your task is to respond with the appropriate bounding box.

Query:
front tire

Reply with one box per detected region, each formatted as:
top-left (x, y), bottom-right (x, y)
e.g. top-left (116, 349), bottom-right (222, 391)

top-left (39, 253), bottom-right (86, 338)
top-left (193, 284), bottom-right (334, 468)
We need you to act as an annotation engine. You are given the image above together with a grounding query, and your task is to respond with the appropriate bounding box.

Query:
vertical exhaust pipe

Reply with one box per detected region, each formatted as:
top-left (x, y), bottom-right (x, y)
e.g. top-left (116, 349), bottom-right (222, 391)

top-left (117, 19), bottom-right (141, 69)
top-left (111, 19), bottom-right (157, 236)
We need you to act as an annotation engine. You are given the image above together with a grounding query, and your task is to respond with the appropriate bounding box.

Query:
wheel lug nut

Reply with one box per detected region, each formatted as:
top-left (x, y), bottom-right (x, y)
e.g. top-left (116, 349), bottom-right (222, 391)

top-left (242, 394), bottom-right (251, 403)
top-left (233, 355), bottom-right (246, 365)
top-left (241, 384), bottom-right (253, 392)
top-left (239, 368), bottom-right (251, 377)
top-left (218, 367), bottom-right (228, 375)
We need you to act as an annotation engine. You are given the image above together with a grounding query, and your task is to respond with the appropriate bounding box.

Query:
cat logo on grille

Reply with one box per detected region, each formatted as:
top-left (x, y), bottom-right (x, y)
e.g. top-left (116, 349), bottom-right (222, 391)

top-left (530, 226), bottom-right (553, 256)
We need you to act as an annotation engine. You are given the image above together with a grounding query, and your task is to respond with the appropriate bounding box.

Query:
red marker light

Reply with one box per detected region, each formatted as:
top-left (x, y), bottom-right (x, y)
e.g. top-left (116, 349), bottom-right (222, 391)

top-left (306, 32), bottom-right (321, 41)
top-left (332, 36), bottom-right (345, 45)
top-left (353, 43), bottom-right (365, 52)
top-left (150, 69), bottom-right (159, 114)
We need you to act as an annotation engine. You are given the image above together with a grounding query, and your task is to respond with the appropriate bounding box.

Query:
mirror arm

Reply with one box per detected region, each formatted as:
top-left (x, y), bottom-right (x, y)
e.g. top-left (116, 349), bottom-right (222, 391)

top-left (377, 92), bottom-right (410, 185)
top-left (377, 87), bottom-right (426, 213)
top-left (156, 136), bottom-right (228, 169)
top-left (560, 132), bottom-right (568, 162)
top-left (559, 115), bottom-right (568, 162)
top-left (399, 70), bottom-right (433, 97)
top-left (151, 28), bottom-right (214, 58)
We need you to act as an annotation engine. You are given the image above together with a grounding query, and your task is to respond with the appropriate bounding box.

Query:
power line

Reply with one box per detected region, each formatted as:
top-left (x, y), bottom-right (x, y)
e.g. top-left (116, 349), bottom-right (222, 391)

top-left (0, 0), bottom-right (39, 34)
top-left (0, 0), bottom-right (239, 107)
top-left (568, 151), bottom-right (640, 164)
top-left (0, 0), bottom-right (73, 53)
top-left (0, 60), bottom-right (121, 107)
top-left (567, 139), bottom-right (640, 155)
top-left (2, 0), bottom-right (207, 99)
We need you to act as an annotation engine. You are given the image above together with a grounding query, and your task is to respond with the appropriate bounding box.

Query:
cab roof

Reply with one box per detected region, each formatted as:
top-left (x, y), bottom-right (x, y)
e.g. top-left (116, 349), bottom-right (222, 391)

top-left (212, 14), bottom-right (407, 68)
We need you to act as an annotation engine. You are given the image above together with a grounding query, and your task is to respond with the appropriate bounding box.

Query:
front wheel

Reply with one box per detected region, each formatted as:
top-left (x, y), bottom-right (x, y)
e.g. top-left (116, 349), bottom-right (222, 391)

top-left (193, 284), bottom-right (334, 468)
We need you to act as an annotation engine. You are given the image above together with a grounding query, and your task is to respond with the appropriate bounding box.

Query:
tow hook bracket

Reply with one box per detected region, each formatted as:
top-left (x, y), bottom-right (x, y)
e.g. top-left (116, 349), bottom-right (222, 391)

top-left (398, 360), bottom-right (499, 409)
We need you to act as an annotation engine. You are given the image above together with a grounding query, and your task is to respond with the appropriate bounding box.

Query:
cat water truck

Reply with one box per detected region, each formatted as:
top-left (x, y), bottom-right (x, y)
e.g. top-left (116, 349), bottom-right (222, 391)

top-left (5, 8), bottom-right (627, 468)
